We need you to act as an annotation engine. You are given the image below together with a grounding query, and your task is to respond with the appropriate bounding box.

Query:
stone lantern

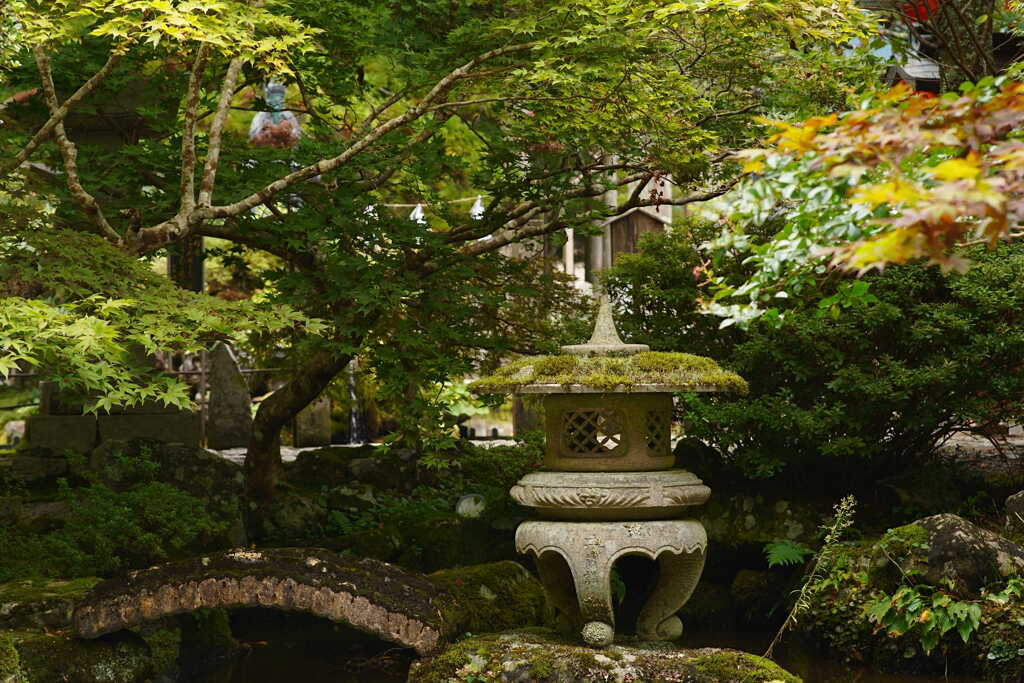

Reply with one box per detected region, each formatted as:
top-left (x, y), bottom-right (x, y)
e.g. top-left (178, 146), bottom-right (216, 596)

top-left (471, 298), bottom-right (746, 647)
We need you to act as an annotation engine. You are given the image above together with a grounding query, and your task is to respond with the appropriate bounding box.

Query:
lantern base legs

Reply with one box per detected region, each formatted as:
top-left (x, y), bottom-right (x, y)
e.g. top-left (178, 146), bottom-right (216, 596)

top-left (516, 520), bottom-right (707, 647)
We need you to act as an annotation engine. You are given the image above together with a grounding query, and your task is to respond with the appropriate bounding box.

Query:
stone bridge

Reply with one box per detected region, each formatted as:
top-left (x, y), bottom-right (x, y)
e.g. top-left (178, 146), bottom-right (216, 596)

top-left (72, 548), bottom-right (472, 654)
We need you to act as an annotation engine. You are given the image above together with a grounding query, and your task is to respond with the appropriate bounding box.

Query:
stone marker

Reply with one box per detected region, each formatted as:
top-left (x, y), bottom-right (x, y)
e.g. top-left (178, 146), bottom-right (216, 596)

top-left (295, 396), bottom-right (332, 447)
top-left (206, 343), bottom-right (253, 449)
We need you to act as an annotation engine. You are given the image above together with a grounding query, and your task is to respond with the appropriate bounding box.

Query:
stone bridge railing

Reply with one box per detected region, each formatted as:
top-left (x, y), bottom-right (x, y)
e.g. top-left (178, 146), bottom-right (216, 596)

top-left (73, 548), bottom-right (466, 654)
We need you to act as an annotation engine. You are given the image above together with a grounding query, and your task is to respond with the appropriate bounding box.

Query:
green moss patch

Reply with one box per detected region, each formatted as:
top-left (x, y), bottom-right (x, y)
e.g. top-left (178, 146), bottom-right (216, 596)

top-left (409, 628), bottom-right (800, 683)
top-left (429, 562), bottom-right (549, 637)
top-left (470, 351), bottom-right (747, 395)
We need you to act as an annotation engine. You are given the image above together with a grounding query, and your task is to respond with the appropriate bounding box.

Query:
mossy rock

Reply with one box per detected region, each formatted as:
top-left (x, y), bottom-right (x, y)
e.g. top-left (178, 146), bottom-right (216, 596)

top-left (409, 628), bottom-right (800, 683)
top-left (398, 516), bottom-right (511, 572)
top-left (285, 445), bottom-right (376, 487)
top-left (870, 515), bottom-right (1024, 597)
top-left (0, 578), bottom-right (101, 630)
top-left (428, 562), bottom-right (551, 637)
top-left (699, 495), bottom-right (825, 549)
top-left (469, 352), bottom-right (748, 395)
top-left (0, 631), bottom-right (22, 682)
top-left (328, 525), bottom-right (403, 562)
top-left (796, 517), bottom-right (1024, 679)
top-left (4, 629), bottom-right (152, 683)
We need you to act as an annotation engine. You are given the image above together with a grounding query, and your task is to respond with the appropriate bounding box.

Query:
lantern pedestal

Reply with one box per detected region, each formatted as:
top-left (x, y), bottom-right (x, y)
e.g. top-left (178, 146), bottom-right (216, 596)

top-left (516, 519), bottom-right (707, 646)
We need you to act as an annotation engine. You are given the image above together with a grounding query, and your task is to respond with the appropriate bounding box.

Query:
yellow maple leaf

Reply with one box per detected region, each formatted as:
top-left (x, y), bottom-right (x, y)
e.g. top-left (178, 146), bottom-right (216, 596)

top-left (930, 155), bottom-right (981, 181)
top-left (851, 180), bottom-right (921, 206)
top-left (741, 159), bottom-right (765, 174)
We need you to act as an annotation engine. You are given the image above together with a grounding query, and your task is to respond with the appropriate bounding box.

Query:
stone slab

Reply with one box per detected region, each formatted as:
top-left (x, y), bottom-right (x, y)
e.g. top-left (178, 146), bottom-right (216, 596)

top-left (25, 414), bottom-right (98, 453)
top-left (97, 412), bottom-right (201, 446)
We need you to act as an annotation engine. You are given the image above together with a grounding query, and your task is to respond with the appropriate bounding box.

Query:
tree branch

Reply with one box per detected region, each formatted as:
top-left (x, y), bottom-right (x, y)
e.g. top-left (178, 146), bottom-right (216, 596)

top-left (33, 46), bottom-right (120, 243)
top-left (179, 44), bottom-right (210, 216)
top-left (198, 56), bottom-right (244, 207)
top-left (199, 42), bottom-right (534, 220)
top-left (0, 51), bottom-right (122, 179)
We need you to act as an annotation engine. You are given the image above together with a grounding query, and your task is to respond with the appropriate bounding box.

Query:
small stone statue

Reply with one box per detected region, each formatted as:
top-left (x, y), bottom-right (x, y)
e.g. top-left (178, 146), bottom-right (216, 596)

top-left (249, 79), bottom-right (301, 149)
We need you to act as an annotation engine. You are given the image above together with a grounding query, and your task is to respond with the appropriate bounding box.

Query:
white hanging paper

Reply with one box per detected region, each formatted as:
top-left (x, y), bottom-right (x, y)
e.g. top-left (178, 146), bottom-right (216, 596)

top-left (470, 195), bottom-right (485, 219)
top-left (409, 203), bottom-right (426, 224)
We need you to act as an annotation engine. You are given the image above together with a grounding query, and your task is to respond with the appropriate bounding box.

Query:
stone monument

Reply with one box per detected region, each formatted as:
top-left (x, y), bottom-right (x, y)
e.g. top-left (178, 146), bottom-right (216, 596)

top-left (471, 297), bottom-right (746, 647)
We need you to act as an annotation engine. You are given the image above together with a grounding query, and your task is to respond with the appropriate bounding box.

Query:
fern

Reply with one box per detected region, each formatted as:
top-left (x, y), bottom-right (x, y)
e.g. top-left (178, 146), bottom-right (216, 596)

top-left (764, 539), bottom-right (814, 568)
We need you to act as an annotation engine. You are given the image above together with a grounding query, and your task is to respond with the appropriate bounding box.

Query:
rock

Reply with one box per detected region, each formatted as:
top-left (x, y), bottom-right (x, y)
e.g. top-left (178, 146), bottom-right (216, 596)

top-left (294, 396), bottom-right (332, 447)
top-left (328, 526), bottom-right (403, 562)
top-left (408, 629), bottom-right (801, 683)
top-left (699, 494), bottom-right (824, 549)
top-left (205, 343), bottom-right (252, 450)
top-left (3, 421), bottom-right (24, 447)
top-left (256, 489), bottom-right (326, 545)
top-left (8, 450), bottom-right (69, 483)
top-left (285, 445), bottom-right (375, 487)
top-left (677, 581), bottom-right (736, 630)
top-left (24, 415), bottom-right (97, 454)
top-left (797, 516), bottom-right (1024, 679)
top-left (3, 629), bottom-right (152, 683)
top-left (324, 484), bottom-right (377, 512)
top-left (348, 455), bottom-right (417, 492)
top-left (729, 570), bottom-right (788, 626)
top-left (0, 578), bottom-right (100, 631)
top-left (13, 501), bottom-right (72, 534)
top-left (428, 562), bottom-right (550, 637)
top-left (877, 514), bottom-right (1024, 597)
top-left (86, 440), bottom-right (247, 547)
top-left (398, 516), bottom-right (513, 572)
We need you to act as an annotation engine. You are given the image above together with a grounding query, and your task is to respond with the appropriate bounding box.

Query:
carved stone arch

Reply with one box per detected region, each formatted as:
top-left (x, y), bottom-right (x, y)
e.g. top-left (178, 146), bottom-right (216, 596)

top-left (73, 548), bottom-right (455, 654)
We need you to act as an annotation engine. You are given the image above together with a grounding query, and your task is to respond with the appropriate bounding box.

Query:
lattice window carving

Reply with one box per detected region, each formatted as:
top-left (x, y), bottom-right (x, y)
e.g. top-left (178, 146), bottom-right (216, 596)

top-left (645, 410), bottom-right (670, 453)
top-left (562, 409), bottom-right (624, 455)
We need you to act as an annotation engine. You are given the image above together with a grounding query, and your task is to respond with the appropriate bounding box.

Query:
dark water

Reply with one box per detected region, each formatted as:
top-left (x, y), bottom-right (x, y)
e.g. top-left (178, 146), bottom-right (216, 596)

top-left (187, 628), bottom-right (973, 683)
top-left (683, 630), bottom-right (976, 683)
top-left (185, 610), bottom-right (412, 683)
top-left (182, 608), bottom-right (974, 683)
top-left (189, 644), bottom-right (410, 683)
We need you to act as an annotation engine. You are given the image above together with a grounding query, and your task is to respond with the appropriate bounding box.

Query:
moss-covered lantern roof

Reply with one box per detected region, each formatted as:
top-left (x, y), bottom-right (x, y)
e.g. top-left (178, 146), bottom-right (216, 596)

top-left (469, 297), bottom-right (747, 395)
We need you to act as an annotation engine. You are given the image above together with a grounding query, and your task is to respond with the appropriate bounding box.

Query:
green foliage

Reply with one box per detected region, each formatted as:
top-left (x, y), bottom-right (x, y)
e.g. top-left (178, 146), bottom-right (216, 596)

top-left (19, 0), bottom-right (319, 73)
top-left (324, 436), bottom-right (544, 538)
top-left (0, 446), bottom-right (234, 580)
top-left (607, 230), bottom-right (1024, 489)
top-left (865, 585), bottom-right (983, 655)
top-left (763, 539), bottom-right (814, 568)
top-left (0, 219), bottom-right (318, 412)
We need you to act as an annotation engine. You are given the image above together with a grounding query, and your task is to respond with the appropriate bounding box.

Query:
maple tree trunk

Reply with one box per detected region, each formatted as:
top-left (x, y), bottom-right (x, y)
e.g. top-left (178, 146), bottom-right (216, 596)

top-left (245, 350), bottom-right (352, 503)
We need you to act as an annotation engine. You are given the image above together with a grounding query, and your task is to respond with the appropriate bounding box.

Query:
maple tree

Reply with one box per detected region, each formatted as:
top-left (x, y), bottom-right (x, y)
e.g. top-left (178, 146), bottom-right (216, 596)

top-left (1, 0), bottom-right (873, 502)
top-left (707, 78), bottom-right (1024, 324)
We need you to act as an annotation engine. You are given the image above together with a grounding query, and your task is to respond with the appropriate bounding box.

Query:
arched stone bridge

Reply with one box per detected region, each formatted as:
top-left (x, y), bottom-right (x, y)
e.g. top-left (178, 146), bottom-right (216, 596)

top-left (73, 548), bottom-right (466, 654)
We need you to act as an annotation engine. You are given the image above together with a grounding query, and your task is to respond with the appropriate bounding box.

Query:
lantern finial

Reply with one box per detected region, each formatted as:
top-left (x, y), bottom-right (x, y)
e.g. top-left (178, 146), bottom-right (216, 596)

top-left (561, 295), bottom-right (650, 356)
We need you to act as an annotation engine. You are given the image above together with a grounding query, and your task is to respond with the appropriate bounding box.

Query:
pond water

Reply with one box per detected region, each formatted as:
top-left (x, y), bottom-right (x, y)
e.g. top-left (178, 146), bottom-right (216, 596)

top-left (183, 616), bottom-right (974, 683)
top-left (683, 629), bottom-right (976, 683)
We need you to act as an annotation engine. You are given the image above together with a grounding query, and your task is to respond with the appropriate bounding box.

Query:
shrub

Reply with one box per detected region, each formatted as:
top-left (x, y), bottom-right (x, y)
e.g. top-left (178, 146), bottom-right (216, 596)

top-left (0, 447), bottom-right (233, 580)
top-left (605, 229), bottom-right (1024, 492)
